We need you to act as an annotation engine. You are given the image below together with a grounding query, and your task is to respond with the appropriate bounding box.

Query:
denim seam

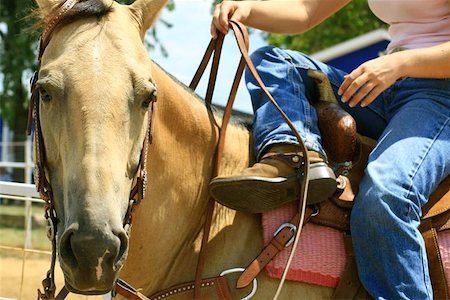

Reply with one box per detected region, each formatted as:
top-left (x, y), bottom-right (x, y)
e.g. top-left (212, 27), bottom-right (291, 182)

top-left (288, 60), bottom-right (313, 138)
top-left (282, 55), bottom-right (325, 155)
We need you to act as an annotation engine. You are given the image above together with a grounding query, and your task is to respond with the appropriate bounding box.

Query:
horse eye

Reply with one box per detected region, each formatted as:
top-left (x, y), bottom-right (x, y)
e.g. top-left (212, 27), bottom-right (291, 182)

top-left (142, 89), bottom-right (157, 109)
top-left (39, 88), bottom-right (52, 103)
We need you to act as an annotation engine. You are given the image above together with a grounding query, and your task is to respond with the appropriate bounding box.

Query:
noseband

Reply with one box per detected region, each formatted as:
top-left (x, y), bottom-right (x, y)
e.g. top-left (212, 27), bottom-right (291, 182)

top-left (27, 1), bottom-right (155, 298)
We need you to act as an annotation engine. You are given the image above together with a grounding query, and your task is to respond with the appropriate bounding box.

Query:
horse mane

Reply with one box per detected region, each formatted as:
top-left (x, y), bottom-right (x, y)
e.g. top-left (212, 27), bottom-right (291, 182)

top-left (153, 60), bottom-right (253, 129)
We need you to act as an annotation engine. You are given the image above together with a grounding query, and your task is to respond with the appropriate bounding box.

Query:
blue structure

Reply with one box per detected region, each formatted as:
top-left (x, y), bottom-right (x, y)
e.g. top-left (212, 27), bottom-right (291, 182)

top-left (311, 29), bottom-right (390, 73)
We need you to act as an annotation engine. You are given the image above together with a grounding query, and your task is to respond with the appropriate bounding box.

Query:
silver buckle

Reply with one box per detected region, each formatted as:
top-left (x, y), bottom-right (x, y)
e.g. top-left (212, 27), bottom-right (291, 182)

top-left (273, 223), bottom-right (297, 248)
top-left (220, 268), bottom-right (257, 300)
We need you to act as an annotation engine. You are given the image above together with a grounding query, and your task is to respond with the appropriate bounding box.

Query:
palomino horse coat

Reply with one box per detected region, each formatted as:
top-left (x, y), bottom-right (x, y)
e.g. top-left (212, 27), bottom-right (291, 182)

top-left (35, 0), bottom-right (332, 298)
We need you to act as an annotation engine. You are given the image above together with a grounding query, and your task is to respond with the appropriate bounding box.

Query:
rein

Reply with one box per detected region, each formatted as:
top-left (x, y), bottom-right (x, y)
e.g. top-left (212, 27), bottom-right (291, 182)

top-left (188, 21), bottom-right (311, 299)
top-left (28, 1), bottom-right (154, 298)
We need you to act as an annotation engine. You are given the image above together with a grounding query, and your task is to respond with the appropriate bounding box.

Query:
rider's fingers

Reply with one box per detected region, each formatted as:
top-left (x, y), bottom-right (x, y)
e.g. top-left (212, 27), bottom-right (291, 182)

top-left (340, 72), bottom-right (368, 103)
top-left (347, 81), bottom-right (375, 107)
top-left (360, 85), bottom-right (384, 107)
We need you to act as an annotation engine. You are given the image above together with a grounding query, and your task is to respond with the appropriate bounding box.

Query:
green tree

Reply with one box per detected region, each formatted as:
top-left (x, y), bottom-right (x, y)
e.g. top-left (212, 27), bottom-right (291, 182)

top-left (212, 0), bottom-right (385, 53)
top-left (0, 0), bottom-right (37, 145)
top-left (266, 0), bottom-right (386, 54)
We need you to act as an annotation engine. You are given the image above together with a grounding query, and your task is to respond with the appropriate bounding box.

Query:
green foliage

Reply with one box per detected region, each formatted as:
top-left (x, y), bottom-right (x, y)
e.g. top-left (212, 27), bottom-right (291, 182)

top-left (0, 0), bottom-right (38, 140)
top-left (266, 0), bottom-right (386, 54)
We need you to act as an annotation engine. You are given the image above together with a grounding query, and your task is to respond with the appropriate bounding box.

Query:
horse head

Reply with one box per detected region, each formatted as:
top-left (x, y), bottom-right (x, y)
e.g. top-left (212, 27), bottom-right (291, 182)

top-left (34, 0), bottom-right (167, 294)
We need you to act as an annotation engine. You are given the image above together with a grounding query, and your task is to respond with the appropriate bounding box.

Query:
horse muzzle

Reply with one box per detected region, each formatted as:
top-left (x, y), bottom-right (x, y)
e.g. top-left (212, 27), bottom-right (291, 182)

top-left (58, 222), bottom-right (129, 294)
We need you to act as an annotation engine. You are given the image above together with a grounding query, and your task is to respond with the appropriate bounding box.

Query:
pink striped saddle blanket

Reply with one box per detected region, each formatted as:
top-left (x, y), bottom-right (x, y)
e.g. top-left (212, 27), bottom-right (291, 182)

top-left (262, 203), bottom-right (450, 290)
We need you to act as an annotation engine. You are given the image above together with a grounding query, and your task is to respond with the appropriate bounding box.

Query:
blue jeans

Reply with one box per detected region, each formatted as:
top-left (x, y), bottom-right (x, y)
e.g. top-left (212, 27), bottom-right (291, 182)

top-left (246, 46), bottom-right (450, 299)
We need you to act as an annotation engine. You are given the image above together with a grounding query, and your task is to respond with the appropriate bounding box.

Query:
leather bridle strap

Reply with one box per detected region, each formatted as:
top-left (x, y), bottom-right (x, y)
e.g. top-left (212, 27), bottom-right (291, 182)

top-left (28, 3), bottom-right (79, 298)
top-left (116, 276), bottom-right (233, 300)
top-left (189, 21), bottom-right (310, 299)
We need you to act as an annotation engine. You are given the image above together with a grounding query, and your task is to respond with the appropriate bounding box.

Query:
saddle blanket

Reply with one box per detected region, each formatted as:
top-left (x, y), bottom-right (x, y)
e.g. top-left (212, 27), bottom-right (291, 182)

top-left (262, 203), bottom-right (450, 291)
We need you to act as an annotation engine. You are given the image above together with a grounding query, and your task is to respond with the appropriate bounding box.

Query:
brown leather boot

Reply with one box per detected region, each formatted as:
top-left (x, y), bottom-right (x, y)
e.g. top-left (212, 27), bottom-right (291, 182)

top-left (209, 144), bottom-right (336, 213)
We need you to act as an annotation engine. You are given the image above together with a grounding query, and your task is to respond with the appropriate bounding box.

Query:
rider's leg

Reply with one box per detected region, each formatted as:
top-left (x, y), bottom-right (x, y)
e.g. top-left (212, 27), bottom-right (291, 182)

top-left (351, 77), bottom-right (450, 299)
top-left (209, 46), bottom-right (382, 213)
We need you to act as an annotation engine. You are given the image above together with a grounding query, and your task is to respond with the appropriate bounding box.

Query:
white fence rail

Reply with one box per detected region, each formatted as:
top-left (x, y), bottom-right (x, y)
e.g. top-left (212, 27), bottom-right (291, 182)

top-left (0, 181), bottom-right (110, 299)
top-left (0, 137), bottom-right (34, 184)
top-left (0, 181), bottom-right (42, 250)
top-left (0, 181), bottom-right (47, 299)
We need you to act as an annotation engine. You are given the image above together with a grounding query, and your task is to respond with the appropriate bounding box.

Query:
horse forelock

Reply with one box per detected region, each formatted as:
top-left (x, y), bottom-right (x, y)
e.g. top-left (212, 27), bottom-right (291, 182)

top-left (36, 0), bottom-right (113, 28)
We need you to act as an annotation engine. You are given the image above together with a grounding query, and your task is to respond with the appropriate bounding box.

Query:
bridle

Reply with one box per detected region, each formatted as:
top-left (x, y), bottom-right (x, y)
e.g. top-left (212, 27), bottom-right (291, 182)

top-left (27, 1), bottom-right (155, 298)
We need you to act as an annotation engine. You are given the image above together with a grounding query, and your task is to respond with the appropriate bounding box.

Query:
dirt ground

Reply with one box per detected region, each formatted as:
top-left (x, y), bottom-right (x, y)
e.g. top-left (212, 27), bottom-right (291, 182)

top-left (0, 251), bottom-right (104, 299)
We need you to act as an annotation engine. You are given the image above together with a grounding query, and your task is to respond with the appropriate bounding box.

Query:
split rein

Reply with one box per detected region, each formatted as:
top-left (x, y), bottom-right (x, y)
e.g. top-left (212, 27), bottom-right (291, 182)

top-left (29, 1), bottom-right (310, 299)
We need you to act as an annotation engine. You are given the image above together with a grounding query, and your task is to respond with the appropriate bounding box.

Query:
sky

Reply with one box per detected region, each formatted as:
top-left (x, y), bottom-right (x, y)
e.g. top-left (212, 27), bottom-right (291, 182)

top-left (148, 0), bottom-right (267, 114)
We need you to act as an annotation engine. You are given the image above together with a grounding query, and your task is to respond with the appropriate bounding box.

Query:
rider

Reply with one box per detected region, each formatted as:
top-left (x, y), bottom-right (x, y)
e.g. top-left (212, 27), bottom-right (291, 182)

top-left (208, 0), bottom-right (450, 299)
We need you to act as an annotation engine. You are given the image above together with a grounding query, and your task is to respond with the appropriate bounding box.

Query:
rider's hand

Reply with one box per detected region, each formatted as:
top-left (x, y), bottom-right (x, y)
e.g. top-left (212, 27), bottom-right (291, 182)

top-left (338, 54), bottom-right (402, 108)
top-left (211, 1), bottom-right (251, 39)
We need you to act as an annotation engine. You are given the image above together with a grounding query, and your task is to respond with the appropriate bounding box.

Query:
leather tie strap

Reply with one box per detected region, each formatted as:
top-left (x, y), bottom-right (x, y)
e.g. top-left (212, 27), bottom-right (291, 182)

top-left (237, 207), bottom-right (315, 289)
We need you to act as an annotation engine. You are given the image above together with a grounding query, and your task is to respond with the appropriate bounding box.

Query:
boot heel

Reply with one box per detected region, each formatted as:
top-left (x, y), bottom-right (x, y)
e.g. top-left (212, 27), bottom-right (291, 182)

top-left (306, 162), bottom-right (337, 204)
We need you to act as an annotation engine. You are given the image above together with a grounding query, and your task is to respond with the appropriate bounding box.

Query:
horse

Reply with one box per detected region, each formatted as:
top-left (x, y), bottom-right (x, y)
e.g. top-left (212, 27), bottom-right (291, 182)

top-left (34, 0), bottom-right (333, 298)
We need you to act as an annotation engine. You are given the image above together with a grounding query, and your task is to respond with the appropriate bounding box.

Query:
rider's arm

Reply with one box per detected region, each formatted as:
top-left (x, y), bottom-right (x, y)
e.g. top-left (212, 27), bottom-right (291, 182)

top-left (339, 41), bottom-right (450, 108)
top-left (396, 41), bottom-right (450, 79)
top-left (211, 0), bottom-right (351, 38)
top-left (338, 0), bottom-right (450, 107)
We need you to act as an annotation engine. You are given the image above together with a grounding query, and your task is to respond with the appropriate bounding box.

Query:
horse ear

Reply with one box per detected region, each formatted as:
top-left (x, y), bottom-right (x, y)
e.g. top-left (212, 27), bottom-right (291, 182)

top-left (130, 0), bottom-right (168, 34)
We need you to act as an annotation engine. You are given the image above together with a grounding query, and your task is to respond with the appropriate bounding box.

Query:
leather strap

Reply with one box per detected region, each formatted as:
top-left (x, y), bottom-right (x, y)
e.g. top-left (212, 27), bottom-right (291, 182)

top-left (189, 20), bottom-right (312, 299)
top-left (227, 23), bottom-right (311, 298)
top-left (261, 152), bottom-right (304, 168)
top-left (148, 277), bottom-right (232, 300)
top-left (421, 219), bottom-right (449, 300)
top-left (189, 26), bottom-right (248, 299)
top-left (116, 279), bottom-right (150, 300)
top-left (236, 207), bottom-right (315, 289)
top-left (116, 277), bottom-right (232, 300)
top-left (31, 3), bottom-right (81, 300)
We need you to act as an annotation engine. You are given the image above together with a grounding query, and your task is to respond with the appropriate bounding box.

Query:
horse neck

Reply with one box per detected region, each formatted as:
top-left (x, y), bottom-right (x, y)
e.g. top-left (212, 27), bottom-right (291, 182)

top-left (124, 62), bottom-right (252, 292)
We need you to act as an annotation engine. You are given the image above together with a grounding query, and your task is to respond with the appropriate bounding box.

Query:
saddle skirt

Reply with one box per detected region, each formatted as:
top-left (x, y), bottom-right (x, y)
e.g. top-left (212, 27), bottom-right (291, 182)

top-left (262, 203), bottom-right (450, 294)
top-left (262, 203), bottom-right (345, 287)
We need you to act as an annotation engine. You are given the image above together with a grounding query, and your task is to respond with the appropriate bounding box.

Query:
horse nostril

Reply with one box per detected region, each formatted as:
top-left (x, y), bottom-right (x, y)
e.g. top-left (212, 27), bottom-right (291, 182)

top-left (59, 224), bottom-right (128, 278)
top-left (59, 224), bottom-right (78, 269)
top-left (114, 229), bottom-right (129, 269)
